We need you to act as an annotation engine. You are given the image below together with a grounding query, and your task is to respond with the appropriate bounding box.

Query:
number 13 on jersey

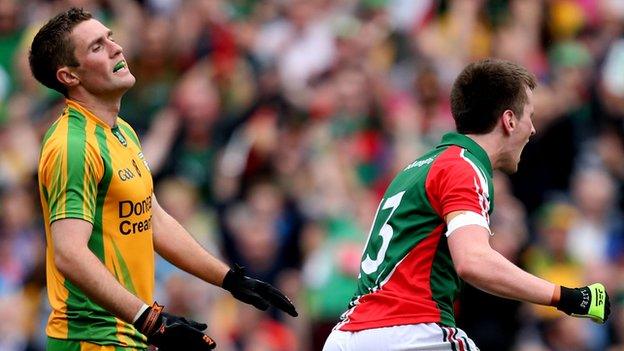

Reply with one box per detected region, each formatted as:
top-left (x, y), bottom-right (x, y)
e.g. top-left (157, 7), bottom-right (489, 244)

top-left (361, 191), bottom-right (406, 275)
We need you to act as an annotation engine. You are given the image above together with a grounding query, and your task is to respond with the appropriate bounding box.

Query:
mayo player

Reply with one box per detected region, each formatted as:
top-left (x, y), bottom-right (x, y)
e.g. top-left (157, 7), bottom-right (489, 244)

top-left (323, 59), bottom-right (610, 351)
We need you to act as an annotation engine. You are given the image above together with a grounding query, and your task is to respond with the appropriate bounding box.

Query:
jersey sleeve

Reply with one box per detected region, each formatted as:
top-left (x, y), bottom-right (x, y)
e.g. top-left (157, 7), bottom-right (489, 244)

top-left (40, 137), bottom-right (103, 223)
top-left (425, 150), bottom-right (490, 219)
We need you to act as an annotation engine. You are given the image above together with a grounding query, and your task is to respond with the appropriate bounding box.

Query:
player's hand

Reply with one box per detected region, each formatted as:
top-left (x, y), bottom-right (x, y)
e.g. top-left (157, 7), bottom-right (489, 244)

top-left (134, 302), bottom-right (216, 350)
top-left (222, 265), bottom-right (298, 317)
top-left (556, 283), bottom-right (611, 324)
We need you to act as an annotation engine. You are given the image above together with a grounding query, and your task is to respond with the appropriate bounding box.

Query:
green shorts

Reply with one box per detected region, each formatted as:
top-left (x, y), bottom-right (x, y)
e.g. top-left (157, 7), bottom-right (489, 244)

top-left (47, 337), bottom-right (146, 351)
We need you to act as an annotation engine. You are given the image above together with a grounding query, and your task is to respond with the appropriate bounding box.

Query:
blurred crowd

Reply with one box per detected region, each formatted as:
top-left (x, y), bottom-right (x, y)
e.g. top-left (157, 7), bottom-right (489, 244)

top-left (0, 0), bottom-right (624, 350)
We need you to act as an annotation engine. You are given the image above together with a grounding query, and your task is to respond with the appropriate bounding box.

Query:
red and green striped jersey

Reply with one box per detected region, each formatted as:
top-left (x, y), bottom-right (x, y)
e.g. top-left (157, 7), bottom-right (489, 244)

top-left (38, 100), bottom-right (154, 348)
top-left (338, 132), bottom-right (494, 331)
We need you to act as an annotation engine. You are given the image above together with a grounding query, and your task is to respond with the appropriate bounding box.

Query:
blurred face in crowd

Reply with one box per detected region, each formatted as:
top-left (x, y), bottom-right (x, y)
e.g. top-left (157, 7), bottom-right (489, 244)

top-left (0, 0), bottom-right (18, 33)
top-left (173, 72), bottom-right (219, 125)
top-left (61, 19), bottom-right (135, 98)
top-left (500, 86), bottom-right (535, 174)
top-left (572, 168), bottom-right (615, 217)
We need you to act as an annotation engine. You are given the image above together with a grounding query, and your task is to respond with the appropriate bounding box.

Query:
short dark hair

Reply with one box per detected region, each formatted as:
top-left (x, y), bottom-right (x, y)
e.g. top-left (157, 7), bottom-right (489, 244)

top-left (450, 58), bottom-right (536, 134)
top-left (28, 8), bottom-right (92, 96)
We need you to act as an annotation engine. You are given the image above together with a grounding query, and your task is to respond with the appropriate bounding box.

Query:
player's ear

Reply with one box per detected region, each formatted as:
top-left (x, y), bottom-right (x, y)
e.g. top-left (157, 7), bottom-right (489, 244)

top-left (501, 110), bottom-right (515, 135)
top-left (57, 67), bottom-right (79, 88)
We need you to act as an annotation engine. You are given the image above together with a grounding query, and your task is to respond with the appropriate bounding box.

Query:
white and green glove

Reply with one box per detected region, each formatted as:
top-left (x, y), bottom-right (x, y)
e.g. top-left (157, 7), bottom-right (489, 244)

top-left (556, 283), bottom-right (611, 324)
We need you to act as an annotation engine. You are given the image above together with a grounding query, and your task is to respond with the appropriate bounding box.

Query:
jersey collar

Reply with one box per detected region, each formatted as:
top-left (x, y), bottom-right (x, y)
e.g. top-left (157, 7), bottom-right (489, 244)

top-left (66, 99), bottom-right (114, 129)
top-left (436, 132), bottom-right (493, 177)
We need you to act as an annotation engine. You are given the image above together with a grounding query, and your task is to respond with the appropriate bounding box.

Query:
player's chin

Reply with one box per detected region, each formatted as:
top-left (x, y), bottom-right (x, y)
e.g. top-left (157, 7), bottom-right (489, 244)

top-left (500, 160), bottom-right (520, 175)
top-left (119, 74), bottom-right (136, 89)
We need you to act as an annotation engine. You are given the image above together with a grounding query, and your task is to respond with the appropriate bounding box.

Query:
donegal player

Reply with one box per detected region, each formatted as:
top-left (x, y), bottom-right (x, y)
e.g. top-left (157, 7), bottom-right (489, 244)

top-left (30, 8), bottom-right (297, 351)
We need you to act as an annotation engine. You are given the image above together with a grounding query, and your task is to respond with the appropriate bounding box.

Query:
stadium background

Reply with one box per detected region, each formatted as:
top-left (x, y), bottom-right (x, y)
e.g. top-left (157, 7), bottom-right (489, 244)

top-left (0, 0), bottom-right (623, 350)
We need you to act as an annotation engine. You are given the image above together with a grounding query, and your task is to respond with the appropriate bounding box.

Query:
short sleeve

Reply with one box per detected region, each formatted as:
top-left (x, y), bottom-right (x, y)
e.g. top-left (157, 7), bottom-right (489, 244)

top-left (40, 138), bottom-right (102, 223)
top-left (426, 149), bottom-right (490, 219)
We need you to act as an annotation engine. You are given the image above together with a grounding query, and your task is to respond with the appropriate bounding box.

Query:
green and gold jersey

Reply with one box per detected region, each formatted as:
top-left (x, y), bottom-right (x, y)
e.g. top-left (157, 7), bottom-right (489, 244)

top-left (38, 100), bottom-right (154, 348)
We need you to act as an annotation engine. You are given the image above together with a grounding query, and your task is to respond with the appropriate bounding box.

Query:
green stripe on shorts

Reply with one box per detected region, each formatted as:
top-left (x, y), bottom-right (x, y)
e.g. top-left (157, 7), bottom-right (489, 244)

top-left (47, 337), bottom-right (144, 351)
top-left (47, 337), bottom-right (81, 351)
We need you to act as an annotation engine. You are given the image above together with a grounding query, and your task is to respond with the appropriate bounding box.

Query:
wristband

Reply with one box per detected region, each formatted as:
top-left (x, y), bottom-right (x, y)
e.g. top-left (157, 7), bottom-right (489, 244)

top-left (132, 303), bottom-right (150, 324)
top-left (133, 302), bottom-right (164, 336)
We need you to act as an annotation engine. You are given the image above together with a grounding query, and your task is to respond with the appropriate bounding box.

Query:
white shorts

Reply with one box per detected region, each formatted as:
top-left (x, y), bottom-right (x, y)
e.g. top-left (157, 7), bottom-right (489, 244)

top-left (322, 323), bottom-right (479, 351)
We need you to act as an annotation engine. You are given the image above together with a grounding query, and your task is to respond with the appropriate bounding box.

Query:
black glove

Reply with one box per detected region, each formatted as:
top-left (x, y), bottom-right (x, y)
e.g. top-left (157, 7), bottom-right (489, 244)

top-left (222, 265), bottom-right (298, 317)
top-left (134, 302), bottom-right (216, 350)
top-left (557, 283), bottom-right (611, 324)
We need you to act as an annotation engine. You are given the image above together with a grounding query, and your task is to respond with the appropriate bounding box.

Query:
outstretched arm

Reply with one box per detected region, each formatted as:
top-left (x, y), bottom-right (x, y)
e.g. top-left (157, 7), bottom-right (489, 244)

top-left (446, 211), bottom-right (610, 323)
top-left (151, 195), bottom-right (229, 286)
top-left (151, 195), bottom-right (298, 316)
top-left (446, 218), bottom-right (556, 305)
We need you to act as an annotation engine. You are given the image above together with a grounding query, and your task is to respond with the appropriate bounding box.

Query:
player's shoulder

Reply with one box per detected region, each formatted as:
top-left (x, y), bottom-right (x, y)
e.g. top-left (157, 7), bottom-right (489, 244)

top-left (40, 110), bottom-right (99, 158)
top-left (116, 116), bottom-right (140, 134)
top-left (429, 145), bottom-right (488, 179)
top-left (432, 145), bottom-right (474, 167)
top-left (116, 116), bottom-right (132, 129)
top-left (116, 117), bottom-right (141, 144)
top-left (116, 117), bottom-right (138, 136)
top-left (41, 110), bottom-right (71, 150)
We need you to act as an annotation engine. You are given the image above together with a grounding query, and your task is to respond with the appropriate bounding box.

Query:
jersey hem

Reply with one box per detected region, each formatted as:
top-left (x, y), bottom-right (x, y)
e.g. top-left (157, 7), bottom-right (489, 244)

top-left (339, 314), bottom-right (451, 331)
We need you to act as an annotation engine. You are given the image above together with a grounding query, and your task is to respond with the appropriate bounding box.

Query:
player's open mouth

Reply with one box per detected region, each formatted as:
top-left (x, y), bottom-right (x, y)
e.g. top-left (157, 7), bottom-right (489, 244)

top-left (113, 60), bottom-right (126, 73)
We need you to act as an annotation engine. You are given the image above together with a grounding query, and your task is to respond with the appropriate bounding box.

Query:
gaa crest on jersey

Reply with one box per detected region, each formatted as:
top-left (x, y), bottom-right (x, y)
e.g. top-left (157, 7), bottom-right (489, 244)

top-left (112, 128), bottom-right (127, 147)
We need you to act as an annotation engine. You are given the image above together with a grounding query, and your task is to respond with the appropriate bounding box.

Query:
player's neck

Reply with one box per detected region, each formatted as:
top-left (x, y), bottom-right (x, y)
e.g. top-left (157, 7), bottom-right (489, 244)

top-left (68, 92), bottom-right (122, 127)
top-left (464, 133), bottom-right (503, 168)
